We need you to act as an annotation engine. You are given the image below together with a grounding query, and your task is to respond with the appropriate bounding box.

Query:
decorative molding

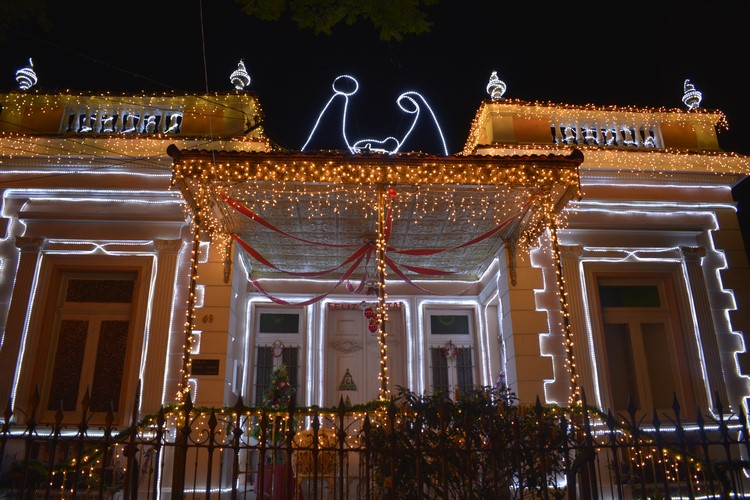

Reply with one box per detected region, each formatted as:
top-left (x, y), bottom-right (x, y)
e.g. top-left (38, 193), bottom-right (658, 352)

top-left (330, 338), bottom-right (363, 353)
top-left (327, 301), bottom-right (403, 310)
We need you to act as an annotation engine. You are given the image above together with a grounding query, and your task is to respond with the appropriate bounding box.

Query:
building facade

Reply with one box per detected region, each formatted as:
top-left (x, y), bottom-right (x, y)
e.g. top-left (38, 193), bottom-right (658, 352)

top-left (1, 74), bottom-right (748, 441)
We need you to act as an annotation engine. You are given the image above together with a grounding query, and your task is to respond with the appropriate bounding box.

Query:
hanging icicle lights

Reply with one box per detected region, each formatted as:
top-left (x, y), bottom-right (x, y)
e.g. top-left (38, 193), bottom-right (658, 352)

top-left (170, 150), bottom-right (583, 256)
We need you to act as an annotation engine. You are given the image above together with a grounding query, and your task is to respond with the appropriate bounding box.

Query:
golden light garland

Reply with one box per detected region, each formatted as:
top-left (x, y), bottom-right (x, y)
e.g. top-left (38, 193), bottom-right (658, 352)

top-left (376, 185), bottom-right (390, 399)
top-left (176, 215), bottom-right (202, 401)
top-left (169, 147), bottom-right (583, 400)
top-left (463, 98), bottom-right (730, 155)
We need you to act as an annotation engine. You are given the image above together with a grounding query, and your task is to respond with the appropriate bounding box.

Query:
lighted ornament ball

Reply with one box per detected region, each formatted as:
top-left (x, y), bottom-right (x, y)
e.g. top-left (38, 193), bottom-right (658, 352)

top-left (388, 188), bottom-right (397, 199)
top-left (15, 58), bottom-right (37, 90)
top-left (363, 307), bottom-right (375, 319)
top-left (368, 319), bottom-right (380, 332)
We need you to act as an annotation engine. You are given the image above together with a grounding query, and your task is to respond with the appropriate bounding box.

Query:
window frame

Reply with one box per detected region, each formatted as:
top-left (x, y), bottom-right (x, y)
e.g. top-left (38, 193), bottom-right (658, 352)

top-left (251, 305), bottom-right (305, 405)
top-left (584, 268), bottom-right (699, 418)
top-left (23, 257), bottom-right (152, 426)
top-left (424, 307), bottom-right (477, 397)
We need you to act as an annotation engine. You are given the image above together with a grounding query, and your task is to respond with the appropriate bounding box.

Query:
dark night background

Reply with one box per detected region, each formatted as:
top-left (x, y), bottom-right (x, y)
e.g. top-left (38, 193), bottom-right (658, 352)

top-left (2, 1), bottom-right (749, 256)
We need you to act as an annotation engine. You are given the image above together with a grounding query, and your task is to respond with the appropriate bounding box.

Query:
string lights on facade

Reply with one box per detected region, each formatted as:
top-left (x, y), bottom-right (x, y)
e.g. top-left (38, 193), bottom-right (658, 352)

top-left (3, 68), bottom-right (749, 483)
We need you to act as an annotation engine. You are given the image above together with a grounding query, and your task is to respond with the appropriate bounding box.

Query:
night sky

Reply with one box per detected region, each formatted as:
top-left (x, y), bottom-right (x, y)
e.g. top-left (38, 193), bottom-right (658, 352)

top-left (2, 2), bottom-right (747, 155)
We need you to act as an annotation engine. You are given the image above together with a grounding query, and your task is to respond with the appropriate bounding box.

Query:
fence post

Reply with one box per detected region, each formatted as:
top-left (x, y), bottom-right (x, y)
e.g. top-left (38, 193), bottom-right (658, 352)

top-left (387, 397), bottom-right (398, 500)
top-left (650, 410), bottom-right (671, 495)
top-left (605, 410), bottom-right (623, 499)
top-left (43, 404), bottom-right (63, 499)
top-left (99, 404), bottom-right (115, 499)
top-left (715, 395), bottom-right (739, 496)
top-left (362, 414), bottom-right (372, 499)
top-left (123, 379), bottom-right (141, 500)
top-left (152, 407), bottom-right (166, 497)
top-left (71, 388), bottom-right (91, 498)
top-left (0, 398), bottom-right (12, 472)
top-left (19, 386), bottom-right (40, 500)
top-left (171, 390), bottom-right (193, 498)
top-left (230, 395), bottom-right (245, 500)
top-left (573, 390), bottom-right (598, 499)
top-left (336, 397), bottom-right (348, 500)
top-left (672, 395), bottom-right (695, 498)
top-left (204, 409), bottom-right (218, 496)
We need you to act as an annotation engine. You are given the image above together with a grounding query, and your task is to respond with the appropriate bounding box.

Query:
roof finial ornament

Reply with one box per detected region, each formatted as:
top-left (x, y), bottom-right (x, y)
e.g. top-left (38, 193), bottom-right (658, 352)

top-left (486, 71), bottom-right (506, 100)
top-left (230, 59), bottom-right (251, 91)
top-left (15, 58), bottom-right (37, 90)
top-left (682, 79), bottom-right (702, 110)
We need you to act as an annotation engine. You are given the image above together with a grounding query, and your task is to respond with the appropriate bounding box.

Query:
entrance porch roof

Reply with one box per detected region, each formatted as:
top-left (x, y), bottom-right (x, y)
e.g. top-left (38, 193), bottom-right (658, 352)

top-left (169, 147), bottom-right (583, 288)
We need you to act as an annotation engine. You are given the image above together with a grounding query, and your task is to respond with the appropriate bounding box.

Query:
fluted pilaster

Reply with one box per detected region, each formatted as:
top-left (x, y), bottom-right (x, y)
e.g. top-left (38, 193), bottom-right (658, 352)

top-left (680, 246), bottom-right (728, 407)
top-left (139, 239), bottom-right (183, 412)
top-left (558, 245), bottom-right (590, 404)
top-left (0, 237), bottom-right (43, 409)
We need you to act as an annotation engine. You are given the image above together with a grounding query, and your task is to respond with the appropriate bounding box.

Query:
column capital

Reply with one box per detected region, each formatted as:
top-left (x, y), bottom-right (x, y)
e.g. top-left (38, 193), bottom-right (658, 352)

top-left (153, 239), bottom-right (183, 254)
top-left (14, 237), bottom-right (43, 252)
top-left (558, 245), bottom-right (584, 260)
top-left (680, 246), bottom-right (706, 262)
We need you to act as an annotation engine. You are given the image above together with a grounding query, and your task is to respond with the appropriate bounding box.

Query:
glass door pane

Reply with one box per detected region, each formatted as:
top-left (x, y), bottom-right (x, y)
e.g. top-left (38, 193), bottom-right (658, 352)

top-left (430, 348), bottom-right (449, 394)
top-left (90, 320), bottom-right (129, 412)
top-left (48, 320), bottom-right (88, 411)
top-left (642, 322), bottom-right (675, 409)
top-left (604, 322), bottom-right (638, 411)
top-left (456, 348), bottom-right (474, 394)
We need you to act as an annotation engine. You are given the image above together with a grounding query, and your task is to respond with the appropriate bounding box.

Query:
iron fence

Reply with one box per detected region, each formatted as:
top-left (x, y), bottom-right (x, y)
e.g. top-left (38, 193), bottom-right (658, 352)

top-left (1, 384), bottom-right (750, 499)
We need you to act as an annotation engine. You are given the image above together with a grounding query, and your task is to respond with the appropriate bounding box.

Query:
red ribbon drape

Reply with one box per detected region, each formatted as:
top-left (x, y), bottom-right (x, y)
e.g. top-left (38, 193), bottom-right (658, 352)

top-left (231, 233), bottom-right (371, 277)
top-left (223, 189), bottom-right (542, 303)
top-left (251, 248), bottom-right (368, 306)
top-left (221, 193), bottom-right (362, 248)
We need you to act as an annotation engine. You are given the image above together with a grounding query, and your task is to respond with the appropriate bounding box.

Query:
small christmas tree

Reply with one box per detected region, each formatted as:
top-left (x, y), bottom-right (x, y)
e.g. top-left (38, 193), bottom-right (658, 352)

top-left (263, 364), bottom-right (294, 409)
top-left (250, 364), bottom-right (296, 465)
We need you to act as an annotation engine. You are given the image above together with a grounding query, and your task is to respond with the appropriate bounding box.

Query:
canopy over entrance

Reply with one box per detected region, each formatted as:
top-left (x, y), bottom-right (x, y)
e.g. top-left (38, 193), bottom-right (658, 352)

top-left (169, 147), bottom-right (583, 289)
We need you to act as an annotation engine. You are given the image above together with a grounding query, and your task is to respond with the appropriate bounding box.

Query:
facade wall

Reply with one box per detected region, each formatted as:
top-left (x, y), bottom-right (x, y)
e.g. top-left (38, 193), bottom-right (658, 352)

top-left (0, 92), bottom-right (267, 424)
top-left (0, 91), bottom-right (748, 436)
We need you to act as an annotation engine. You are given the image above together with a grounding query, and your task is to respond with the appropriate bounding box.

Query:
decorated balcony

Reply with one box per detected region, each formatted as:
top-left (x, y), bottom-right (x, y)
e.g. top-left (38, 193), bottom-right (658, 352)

top-left (465, 77), bottom-right (726, 154)
top-left (0, 92), bottom-right (264, 140)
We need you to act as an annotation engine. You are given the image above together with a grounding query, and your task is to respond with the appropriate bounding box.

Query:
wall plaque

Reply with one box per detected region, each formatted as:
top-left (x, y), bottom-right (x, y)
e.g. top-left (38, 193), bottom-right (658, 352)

top-left (191, 359), bottom-right (220, 376)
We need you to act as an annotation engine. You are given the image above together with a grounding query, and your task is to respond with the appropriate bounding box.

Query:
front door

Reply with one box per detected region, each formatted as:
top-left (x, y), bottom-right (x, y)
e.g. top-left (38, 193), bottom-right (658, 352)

top-left (325, 304), bottom-right (404, 407)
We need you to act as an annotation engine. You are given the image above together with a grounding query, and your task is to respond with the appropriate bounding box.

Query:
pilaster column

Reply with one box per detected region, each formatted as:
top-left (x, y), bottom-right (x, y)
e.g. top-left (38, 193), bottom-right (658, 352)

top-left (0, 237), bottom-right (43, 409)
top-left (680, 246), bottom-right (728, 407)
top-left (139, 239), bottom-right (183, 412)
top-left (558, 245), bottom-right (588, 403)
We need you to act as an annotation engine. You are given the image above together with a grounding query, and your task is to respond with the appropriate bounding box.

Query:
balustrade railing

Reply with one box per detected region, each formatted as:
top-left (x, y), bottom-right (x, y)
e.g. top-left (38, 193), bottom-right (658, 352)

top-left (551, 119), bottom-right (661, 148)
top-left (62, 105), bottom-right (183, 135)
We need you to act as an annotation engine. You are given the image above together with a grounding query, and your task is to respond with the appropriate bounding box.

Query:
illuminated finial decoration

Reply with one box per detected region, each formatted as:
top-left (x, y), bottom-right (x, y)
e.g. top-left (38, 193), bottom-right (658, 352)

top-left (486, 71), bottom-right (506, 100)
top-left (15, 58), bottom-right (37, 90)
top-left (230, 59), bottom-right (251, 90)
top-left (682, 79), bottom-right (702, 110)
top-left (301, 74), bottom-right (449, 156)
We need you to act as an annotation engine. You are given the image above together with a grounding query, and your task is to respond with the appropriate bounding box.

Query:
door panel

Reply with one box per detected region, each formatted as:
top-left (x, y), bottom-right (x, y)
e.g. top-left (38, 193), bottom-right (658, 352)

top-left (326, 307), bottom-right (404, 406)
